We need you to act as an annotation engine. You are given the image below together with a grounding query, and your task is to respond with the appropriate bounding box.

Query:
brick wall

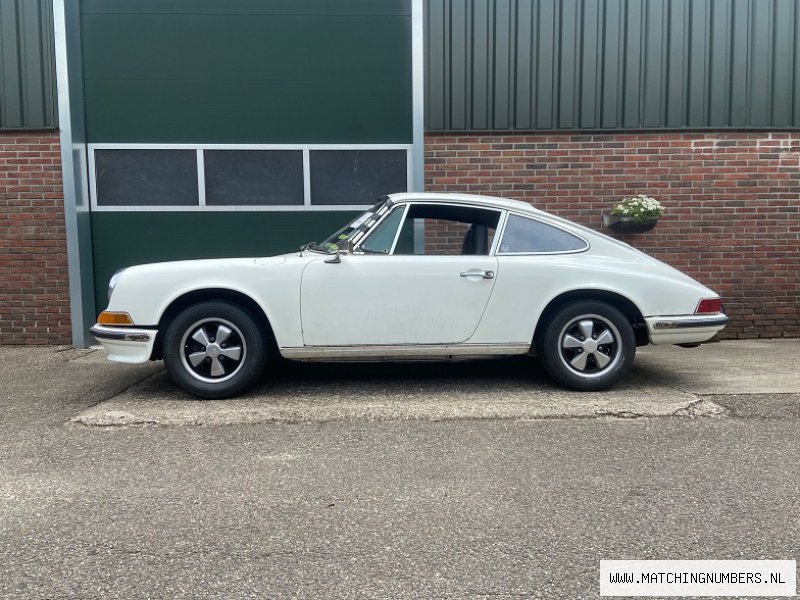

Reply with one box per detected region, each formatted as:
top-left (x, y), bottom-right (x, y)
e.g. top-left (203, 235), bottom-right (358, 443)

top-left (0, 131), bottom-right (70, 344)
top-left (425, 132), bottom-right (800, 339)
top-left (1, 129), bottom-right (797, 343)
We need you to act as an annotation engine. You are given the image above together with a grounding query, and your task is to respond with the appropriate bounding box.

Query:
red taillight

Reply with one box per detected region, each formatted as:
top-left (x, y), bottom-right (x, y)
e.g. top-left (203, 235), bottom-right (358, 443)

top-left (696, 298), bottom-right (723, 314)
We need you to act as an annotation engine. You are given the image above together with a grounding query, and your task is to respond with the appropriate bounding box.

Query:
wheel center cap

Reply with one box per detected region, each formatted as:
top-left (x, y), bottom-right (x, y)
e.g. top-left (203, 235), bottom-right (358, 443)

top-left (206, 343), bottom-right (221, 358)
top-left (584, 339), bottom-right (598, 352)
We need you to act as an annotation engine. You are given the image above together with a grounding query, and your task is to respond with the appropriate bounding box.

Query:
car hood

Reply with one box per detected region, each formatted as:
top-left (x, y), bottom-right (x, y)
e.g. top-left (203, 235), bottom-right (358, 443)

top-left (121, 255), bottom-right (287, 276)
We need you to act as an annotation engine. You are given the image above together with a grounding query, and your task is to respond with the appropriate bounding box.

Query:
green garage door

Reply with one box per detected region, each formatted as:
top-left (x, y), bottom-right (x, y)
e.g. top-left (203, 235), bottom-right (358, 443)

top-left (81, 0), bottom-right (415, 312)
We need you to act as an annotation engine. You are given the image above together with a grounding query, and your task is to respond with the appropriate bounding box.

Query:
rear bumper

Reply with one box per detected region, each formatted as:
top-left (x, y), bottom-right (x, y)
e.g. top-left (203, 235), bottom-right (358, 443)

top-left (90, 324), bottom-right (157, 364)
top-left (646, 314), bottom-right (729, 345)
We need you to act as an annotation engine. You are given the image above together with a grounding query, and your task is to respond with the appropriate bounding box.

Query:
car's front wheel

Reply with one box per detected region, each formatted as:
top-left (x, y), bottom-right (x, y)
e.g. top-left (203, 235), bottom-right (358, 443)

top-left (163, 301), bottom-right (266, 399)
top-left (537, 300), bottom-right (635, 391)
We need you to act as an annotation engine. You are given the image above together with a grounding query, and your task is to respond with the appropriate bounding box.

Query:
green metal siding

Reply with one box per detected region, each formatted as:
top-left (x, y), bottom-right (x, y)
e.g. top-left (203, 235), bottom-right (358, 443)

top-left (425, 0), bottom-right (800, 131)
top-left (0, 0), bottom-right (57, 129)
top-left (91, 211), bottom-right (359, 312)
top-left (81, 0), bottom-right (413, 143)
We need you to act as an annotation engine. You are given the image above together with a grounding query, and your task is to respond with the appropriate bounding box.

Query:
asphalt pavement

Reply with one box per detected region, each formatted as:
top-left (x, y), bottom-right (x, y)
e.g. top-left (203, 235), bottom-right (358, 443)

top-left (0, 341), bottom-right (798, 599)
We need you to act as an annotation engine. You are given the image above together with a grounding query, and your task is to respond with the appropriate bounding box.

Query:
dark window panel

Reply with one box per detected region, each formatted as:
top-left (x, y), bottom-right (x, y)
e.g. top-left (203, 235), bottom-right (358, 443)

top-left (309, 150), bottom-right (407, 206)
top-left (94, 149), bottom-right (198, 206)
top-left (204, 150), bottom-right (303, 206)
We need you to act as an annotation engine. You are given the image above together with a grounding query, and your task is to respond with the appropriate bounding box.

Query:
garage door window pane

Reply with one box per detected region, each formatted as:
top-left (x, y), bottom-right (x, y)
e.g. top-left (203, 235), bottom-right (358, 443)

top-left (499, 214), bottom-right (587, 253)
top-left (309, 150), bottom-right (407, 206)
top-left (95, 149), bottom-right (198, 207)
top-left (204, 150), bottom-right (304, 206)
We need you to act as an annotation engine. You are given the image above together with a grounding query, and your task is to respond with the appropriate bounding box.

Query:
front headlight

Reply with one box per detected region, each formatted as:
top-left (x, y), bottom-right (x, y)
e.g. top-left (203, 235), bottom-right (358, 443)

top-left (108, 268), bottom-right (127, 301)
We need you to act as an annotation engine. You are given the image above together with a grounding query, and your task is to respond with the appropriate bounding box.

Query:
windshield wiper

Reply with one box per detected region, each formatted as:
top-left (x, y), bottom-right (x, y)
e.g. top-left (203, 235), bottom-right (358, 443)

top-left (300, 242), bottom-right (335, 254)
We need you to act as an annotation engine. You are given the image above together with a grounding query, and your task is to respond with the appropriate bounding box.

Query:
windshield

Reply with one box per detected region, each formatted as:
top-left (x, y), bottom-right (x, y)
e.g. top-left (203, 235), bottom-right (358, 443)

top-left (303, 197), bottom-right (393, 254)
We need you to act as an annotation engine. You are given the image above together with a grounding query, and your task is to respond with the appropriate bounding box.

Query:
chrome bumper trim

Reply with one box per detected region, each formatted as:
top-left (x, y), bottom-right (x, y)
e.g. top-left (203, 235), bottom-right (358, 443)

top-left (90, 324), bottom-right (153, 342)
top-left (651, 315), bottom-right (729, 330)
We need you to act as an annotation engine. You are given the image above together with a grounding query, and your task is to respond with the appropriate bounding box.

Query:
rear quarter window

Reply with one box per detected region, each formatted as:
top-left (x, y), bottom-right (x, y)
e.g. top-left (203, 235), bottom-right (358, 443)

top-left (498, 214), bottom-right (588, 254)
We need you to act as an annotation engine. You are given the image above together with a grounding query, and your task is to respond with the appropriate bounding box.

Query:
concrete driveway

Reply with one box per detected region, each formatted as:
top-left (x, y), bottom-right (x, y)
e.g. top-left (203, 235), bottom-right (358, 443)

top-left (0, 340), bottom-right (798, 599)
top-left (68, 339), bottom-right (798, 427)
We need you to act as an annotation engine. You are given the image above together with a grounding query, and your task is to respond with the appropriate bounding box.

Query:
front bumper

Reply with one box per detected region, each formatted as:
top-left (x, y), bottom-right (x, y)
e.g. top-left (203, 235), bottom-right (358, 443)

top-left (646, 314), bottom-right (729, 345)
top-left (90, 324), bottom-right (158, 364)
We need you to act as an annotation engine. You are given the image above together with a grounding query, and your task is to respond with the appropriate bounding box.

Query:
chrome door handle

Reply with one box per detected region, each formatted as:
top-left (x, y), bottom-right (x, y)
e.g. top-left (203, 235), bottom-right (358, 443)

top-left (460, 269), bottom-right (495, 279)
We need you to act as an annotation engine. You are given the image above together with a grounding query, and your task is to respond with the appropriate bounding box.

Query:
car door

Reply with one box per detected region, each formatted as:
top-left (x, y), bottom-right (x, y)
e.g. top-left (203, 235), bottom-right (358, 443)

top-left (300, 203), bottom-right (501, 346)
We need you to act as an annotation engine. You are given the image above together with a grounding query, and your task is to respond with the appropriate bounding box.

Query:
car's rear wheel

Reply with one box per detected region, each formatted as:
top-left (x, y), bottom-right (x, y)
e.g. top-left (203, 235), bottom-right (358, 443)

top-left (163, 301), bottom-right (266, 399)
top-left (537, 300), bottom-right (635, 391)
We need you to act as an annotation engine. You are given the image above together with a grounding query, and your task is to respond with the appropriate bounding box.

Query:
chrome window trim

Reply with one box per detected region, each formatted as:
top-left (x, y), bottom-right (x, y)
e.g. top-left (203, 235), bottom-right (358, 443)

top-left (495, 210), bottom-right (591, 256)
top-left (88, 143), bottom-right (414, 212)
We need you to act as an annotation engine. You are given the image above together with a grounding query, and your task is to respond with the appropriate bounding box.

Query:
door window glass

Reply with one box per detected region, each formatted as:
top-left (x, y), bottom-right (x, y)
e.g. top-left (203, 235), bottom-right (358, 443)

top-left (393, 204), bottom-right (501, 256)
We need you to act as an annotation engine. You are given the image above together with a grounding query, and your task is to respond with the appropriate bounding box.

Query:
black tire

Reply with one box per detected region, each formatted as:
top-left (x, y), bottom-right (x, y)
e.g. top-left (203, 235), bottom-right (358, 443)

top-left (536, 300), bottom-right (635, 391)
top-left (163, 301), bottom-right (267, 399)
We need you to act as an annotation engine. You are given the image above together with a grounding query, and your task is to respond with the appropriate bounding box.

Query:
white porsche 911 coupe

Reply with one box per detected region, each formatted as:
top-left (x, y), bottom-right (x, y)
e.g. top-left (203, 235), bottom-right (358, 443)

top-left (91, 193), bottom-right (728, 398)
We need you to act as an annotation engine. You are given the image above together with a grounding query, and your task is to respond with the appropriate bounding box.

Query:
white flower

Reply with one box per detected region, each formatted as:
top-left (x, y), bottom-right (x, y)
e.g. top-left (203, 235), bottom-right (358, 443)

top-left (611, 194), bottom-right (663, 221)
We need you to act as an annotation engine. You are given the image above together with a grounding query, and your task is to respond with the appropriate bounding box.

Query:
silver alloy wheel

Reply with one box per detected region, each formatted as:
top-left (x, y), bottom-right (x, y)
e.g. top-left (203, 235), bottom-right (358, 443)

top-left (557, 313), bottom-right (622, 378)
top-left (179, 317), bottom-right (247, 384)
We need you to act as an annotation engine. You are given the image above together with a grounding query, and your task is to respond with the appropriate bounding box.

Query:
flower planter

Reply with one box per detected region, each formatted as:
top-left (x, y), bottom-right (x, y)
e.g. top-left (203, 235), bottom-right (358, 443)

top-left (602, 213), bottom-right (659, 233)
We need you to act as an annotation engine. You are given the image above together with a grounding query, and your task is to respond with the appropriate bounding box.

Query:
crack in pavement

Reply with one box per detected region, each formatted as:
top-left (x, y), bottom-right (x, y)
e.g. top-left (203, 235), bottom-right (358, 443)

top-left (68, 396), bottom-right (729, 429)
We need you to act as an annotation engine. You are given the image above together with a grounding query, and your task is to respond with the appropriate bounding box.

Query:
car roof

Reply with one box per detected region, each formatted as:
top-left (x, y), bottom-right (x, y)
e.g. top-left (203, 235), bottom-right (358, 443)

top-left (386, 192), bottom-right (647, 259)
top-left (387, 192), bottom-right (545, 216)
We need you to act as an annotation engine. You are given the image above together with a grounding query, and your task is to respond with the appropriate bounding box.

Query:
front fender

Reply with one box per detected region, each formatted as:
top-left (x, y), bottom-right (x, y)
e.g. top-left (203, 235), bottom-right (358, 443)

top-left (103, 257), bottom-right (305, 348)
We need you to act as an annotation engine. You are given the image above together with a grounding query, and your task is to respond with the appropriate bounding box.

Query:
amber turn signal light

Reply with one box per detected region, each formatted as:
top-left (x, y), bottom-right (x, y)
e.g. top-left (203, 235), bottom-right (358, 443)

top-left (97, 311), bottom-right (134, 326)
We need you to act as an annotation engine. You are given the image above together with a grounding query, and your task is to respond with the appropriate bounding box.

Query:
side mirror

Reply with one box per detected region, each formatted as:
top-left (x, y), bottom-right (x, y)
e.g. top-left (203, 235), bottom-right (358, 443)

top-left (324, 238), bottom-right (356, 263)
